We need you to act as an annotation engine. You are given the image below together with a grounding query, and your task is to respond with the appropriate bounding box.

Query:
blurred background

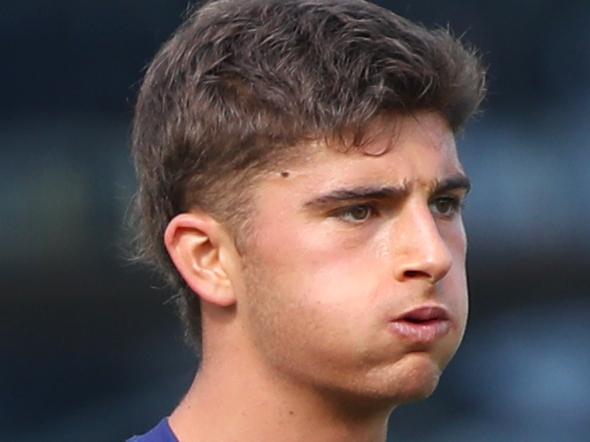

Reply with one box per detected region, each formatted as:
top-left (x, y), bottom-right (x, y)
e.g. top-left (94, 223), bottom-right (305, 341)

top-left (1, 0), bottom-right (589, 441)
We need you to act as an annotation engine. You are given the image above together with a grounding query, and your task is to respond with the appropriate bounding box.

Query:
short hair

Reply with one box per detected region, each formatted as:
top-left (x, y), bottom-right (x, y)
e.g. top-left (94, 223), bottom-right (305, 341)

top-left (130, 0), bottom-right (486, 349)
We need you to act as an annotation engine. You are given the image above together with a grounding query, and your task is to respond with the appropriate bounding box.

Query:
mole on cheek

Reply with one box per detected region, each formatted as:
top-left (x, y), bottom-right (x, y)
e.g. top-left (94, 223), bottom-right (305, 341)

top-left (280, 171), bottom-right (290, 178)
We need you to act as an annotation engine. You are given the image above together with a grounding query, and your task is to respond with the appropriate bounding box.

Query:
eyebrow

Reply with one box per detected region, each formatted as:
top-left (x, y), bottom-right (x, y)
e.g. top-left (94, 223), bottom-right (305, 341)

top-left (434, 174), bottom-right (471, 195)
top-left (303, 173), bottom-right (471, 209)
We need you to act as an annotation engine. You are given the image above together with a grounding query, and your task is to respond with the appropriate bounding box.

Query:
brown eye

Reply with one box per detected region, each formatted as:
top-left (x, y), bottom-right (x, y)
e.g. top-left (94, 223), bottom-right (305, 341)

top-left (431, 197), bottom-right (461, 217)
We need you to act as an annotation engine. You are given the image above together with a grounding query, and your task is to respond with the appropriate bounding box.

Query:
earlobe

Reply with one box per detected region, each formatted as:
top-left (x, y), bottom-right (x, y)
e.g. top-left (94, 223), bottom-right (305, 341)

top-left (164, 213), bottom-right (237, 307)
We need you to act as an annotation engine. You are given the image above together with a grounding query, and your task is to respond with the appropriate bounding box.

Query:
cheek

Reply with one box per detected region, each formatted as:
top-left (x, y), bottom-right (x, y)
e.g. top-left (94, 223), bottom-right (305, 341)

top-left (242, 248), bottom-right (373, 371)
top-left (246, 215), bottom-right (380, 341)
top-left (445, 267), bottom-right (468, 324)
top-left (442, 223), bottom-right (469, 329)
top-left (448, 244), bottom-right (469, 333)
top-left (253, 207), bottom-right (374, 285)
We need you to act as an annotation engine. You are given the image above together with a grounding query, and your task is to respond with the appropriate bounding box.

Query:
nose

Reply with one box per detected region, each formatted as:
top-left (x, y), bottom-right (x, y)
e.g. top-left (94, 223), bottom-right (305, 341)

top-left (392, 203), bottom-right (453, 284)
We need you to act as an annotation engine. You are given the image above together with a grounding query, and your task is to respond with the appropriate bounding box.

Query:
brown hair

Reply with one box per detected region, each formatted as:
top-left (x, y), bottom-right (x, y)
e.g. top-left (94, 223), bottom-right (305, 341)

top-left (130, 0), bottom-right (486, 349)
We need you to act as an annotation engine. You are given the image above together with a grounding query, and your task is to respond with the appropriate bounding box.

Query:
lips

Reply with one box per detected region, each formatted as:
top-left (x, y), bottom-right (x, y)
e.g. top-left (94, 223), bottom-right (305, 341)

top-left (399, 306), bottom-right (449, 323)
top-left (389, 306), bottom-right (451, 343)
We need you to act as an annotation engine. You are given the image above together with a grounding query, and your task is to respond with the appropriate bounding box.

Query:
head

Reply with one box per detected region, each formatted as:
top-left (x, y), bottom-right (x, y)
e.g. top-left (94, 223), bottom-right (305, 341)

top-left (131, 0), bottom-right (485, 404)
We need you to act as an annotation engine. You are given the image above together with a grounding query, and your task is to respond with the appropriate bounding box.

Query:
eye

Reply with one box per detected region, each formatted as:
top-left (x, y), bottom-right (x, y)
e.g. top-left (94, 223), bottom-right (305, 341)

top-left (334, 204), bottom-right (376, 223)
top-left (430, 196), bottom-right (463, 218)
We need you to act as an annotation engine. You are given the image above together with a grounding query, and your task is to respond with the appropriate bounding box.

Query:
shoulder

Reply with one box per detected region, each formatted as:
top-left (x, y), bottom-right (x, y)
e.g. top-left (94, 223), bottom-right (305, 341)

top-left (127, 418), bottom-right (179, 442)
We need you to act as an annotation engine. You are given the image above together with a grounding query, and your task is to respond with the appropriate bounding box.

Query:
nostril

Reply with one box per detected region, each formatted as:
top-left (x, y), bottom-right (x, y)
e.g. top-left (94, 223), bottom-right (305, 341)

top-left (404, 270), bottom-right (428, 279)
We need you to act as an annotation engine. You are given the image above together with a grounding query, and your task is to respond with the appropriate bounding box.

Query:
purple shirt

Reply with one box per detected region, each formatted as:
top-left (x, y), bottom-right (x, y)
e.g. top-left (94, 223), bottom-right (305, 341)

top-left (127, 418), bottom-right (179, 442)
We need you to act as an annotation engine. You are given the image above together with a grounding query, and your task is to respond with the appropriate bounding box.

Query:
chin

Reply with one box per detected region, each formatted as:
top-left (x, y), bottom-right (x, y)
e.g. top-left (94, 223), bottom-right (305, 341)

top-left (397, 375), bottom-right (440, 404)
top-left (372, 352), bottom-right (444, 405)
top-left (314, 354), bottom-right (443, 415)
top-left (399, 353), bottom-right (444, 401)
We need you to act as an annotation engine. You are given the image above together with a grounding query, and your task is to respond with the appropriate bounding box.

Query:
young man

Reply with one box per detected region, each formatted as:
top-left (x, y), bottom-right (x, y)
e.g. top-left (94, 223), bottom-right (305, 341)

top-left (128, 0), bottom-right (486, 440)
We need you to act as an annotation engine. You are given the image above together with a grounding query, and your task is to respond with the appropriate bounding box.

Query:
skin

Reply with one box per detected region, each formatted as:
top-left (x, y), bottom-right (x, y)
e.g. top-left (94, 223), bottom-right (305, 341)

top-left (165, 111), bottom-right (469, 442)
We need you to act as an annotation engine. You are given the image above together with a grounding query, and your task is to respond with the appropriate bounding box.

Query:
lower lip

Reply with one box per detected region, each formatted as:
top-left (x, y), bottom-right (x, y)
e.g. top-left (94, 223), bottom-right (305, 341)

top-left (388, 319), bottom-right (451, 343)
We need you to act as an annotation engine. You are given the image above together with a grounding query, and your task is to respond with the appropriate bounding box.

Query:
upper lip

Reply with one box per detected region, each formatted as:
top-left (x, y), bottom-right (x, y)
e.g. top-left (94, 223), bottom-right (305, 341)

top-left (395, 305), bottom-right (450, 323)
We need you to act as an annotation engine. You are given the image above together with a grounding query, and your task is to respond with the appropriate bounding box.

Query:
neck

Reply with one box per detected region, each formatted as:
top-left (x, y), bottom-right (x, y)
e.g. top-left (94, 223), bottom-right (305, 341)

top-left (169, 347), bottom-right (395, 442)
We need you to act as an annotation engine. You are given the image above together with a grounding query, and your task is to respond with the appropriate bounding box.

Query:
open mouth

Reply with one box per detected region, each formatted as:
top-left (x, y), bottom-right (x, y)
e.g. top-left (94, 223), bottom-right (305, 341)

top-left (402, 317), bottom-right (441, 325)
top-left (400, 306), bottom-right (449, 323)
top-left (390, 306), bottom-right (451, 342)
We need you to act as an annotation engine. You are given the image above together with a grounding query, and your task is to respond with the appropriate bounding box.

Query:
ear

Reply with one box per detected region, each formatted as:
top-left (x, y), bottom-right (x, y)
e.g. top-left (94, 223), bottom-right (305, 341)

top-left (164, 212), bottom-right (238, 307)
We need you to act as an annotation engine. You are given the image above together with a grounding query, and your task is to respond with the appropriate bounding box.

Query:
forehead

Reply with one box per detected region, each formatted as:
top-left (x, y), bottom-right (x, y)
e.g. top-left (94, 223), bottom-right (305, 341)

top-left (265, 112), bottom-right (463, 188)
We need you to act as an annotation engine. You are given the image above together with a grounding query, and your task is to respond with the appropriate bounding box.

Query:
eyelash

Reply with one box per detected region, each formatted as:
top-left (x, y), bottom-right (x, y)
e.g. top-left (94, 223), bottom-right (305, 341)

top-left (331, 203), bottom-right (379, 224)
top-left (430, 196), bottom-right (465, 218)
top-left (331, 196), bottom-right (465, 224)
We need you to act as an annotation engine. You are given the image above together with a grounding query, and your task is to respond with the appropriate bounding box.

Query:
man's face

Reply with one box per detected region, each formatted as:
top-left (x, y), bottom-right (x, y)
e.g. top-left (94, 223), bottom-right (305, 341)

top-left (236, 112), bottom-right (469, 405)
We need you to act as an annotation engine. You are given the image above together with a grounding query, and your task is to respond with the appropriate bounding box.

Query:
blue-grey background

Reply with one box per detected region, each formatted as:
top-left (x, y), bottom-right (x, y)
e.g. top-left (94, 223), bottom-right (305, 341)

top-left (2, 1), bottom-right (589, 441)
